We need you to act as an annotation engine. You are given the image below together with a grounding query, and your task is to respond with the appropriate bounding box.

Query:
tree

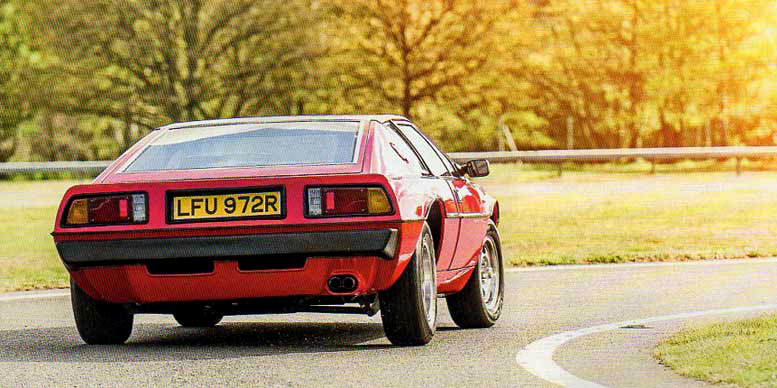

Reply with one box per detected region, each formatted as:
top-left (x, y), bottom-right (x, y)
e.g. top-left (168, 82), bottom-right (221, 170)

top-left (706, 0), bottom-right (772, 145)
top-left (327, 0), bottom-right (512, 119)
top-left (28, 0), bottom-right (323, 149)
top-left (0, 0), bottom-right (31, 161)
top-left (10, 0), bottom-right (777, 159)
top-left (516, 0), bottom-right (777, 149)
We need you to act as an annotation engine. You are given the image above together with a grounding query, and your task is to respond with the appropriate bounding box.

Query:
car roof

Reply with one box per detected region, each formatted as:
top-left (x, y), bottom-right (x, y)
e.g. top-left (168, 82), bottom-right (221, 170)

top-left (158, 115), bottom-right (410, 131)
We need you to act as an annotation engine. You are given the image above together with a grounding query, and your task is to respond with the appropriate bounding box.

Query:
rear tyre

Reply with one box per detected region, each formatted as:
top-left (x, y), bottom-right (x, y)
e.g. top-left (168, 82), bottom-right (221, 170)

top-left (379, 222), bottom-right (437, 346)
top-left (71, 278), bottom-right (133, 345)
top-left (173, 310), bottom-right (223, 328)
top-left (446, 221), bottom-right (504, 328)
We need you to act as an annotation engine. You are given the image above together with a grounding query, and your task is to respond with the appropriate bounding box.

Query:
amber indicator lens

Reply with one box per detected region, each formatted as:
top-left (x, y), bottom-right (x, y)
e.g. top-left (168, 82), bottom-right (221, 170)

top-left (66, 199), bottom-right (88, 225)
top-left (367, 188), bottom-right (391, 213)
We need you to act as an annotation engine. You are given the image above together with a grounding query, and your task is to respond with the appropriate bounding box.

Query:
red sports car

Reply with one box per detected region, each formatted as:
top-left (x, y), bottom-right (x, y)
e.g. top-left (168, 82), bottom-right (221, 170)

top-left (52, 115), bottom-right (504, 346)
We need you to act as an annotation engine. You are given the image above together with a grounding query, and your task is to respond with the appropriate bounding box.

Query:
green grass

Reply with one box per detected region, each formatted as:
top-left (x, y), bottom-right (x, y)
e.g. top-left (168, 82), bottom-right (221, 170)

top-left (523, 157), bottom-right (777, 175)
top-left (5, 162), bottom-right (777, 291)
top-left (0, 180), bottom-right (88, 291)
top-left (655, 314), bottom-right (777, 387)
top-left (479, 164), bottom-right (777, 266)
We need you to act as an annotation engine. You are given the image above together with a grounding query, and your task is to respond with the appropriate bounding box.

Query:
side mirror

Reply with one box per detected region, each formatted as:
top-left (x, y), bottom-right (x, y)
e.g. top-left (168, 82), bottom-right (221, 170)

top-left (462, 159), bottom-right (490, 178)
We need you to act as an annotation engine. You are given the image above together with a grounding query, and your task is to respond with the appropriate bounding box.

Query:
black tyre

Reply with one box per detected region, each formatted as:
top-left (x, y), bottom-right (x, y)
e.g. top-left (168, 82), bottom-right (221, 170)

top-left (446, 221), bottom-right (504, 328)
top-left (379, 222), bottom-right (437, 346)
top-left (173, 310), bottom-right (223, 328)
top-left (70, 278), bottom-right (133, 345)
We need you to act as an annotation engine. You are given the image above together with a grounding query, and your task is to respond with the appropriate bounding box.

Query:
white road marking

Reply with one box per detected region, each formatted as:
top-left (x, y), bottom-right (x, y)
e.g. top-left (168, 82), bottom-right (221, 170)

top-left (516, 304), bottom-right (777, 387)
top-left (0, 290), bottom-right (69, 302)
top-left (2, 260), bottom-right (776, 386)
top-left (506, 258), bottom-right (777, 273)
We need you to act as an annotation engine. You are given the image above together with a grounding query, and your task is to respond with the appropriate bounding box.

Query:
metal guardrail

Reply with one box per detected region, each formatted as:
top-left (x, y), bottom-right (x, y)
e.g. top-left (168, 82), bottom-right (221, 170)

top-left (3, 146), bottom-right (777, 175)
top-left (0, 161), bottom-right (111, 175)
top-left (450, 146), bottom-right (777, 175)
top-left (448, 146), bottom-right (777, 163)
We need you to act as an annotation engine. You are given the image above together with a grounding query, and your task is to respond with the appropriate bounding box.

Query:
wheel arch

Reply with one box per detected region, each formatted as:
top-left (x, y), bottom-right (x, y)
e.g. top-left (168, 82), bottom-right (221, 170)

top-left (424, 199), bottom-right (445, 262)
top-left (490, 201), bottom-right (500, 226)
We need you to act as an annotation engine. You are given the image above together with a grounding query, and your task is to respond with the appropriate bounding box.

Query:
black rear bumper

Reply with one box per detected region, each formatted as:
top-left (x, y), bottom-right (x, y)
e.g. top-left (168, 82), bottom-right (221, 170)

top-left (57, 229), bottom-right (398, 266)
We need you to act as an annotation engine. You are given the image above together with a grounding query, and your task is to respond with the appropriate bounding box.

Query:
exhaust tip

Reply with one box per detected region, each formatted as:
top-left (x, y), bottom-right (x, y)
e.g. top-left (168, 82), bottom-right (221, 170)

top-left (327, 276), bottom-right (343, 292)
top-left (328, 275), bottom-right (358, 293)
top-left (341, 276), bottom-right (357, 292)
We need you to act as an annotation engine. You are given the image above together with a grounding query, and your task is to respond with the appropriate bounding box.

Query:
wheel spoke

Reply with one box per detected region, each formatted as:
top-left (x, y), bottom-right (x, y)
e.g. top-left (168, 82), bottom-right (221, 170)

top-left (419, 236), bottom-right (436, 328)
top-left (478, 236), bottom-right (501, 315)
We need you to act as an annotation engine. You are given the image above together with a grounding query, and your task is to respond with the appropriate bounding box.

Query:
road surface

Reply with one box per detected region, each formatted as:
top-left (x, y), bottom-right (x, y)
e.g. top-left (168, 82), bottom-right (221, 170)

top-left (2, 259), bottom-right (777, 387)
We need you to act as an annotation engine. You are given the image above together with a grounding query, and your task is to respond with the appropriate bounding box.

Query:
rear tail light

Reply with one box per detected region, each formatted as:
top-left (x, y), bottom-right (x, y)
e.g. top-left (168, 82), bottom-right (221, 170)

top-left (65, 193), bottom-right (147, 226)
top-left (306, 187), bottom-right (392, 217)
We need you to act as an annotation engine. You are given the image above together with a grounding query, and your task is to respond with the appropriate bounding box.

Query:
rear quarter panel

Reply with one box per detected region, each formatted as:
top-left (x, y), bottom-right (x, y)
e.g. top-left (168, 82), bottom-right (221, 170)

top-left (365, 121), bottom-right (461, 271)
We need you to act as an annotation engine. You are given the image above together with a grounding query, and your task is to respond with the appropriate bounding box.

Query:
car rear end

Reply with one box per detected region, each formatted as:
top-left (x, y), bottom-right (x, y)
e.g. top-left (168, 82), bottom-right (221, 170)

top-left (52, 118), bottom-right (421, 306)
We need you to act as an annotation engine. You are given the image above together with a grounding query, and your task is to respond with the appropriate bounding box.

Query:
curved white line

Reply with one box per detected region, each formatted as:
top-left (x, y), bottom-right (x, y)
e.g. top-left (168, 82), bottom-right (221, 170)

top-left (516, 304), bottom-right (777, 387)
top-left (0, 290), bottom-right (69, 302)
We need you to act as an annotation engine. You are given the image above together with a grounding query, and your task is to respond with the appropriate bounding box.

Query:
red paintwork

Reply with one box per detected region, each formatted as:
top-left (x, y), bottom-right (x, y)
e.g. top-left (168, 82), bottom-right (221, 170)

top-left (53, 116), bottom-right (498, 305)
top-left (436, 267), bottom-right (476, 294)
top-left (72, 232), bottom-right (421, 304)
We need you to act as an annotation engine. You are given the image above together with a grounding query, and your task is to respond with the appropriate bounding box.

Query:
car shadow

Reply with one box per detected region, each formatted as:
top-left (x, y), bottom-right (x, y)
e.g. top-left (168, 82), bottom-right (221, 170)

top-left (0, 321), bottom-right (395, 363)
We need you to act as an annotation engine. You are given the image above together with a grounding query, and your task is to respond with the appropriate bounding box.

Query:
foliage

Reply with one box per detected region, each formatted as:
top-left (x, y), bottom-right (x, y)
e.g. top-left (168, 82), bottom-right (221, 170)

top-left (521, 0), bottom-right (777, 149)
top-left (0, 0), bottom-right (32, 161)
top-left (3, 0), bottom-right (777, 159)
top-left (22, 112), bottom-right (123, 161)
top-left (325, 0), bottom-right (513, 118)
top-left (25, 0), bottom-right (323, 153)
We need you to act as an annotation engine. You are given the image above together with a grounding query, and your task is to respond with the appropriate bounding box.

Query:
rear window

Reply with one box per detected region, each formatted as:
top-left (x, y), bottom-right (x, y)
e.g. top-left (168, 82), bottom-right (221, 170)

top-left (124, 121), bottom-right (361, 172)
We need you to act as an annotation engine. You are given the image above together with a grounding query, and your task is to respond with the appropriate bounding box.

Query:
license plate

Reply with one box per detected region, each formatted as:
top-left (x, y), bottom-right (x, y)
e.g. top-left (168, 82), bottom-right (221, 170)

top-left (170, 190), bottom-right (283, 221)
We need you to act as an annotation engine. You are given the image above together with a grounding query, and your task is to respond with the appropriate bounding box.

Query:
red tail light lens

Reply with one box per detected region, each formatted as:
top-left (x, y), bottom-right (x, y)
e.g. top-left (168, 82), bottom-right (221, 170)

top-left (307, 187), bottom-right (392, 217)
top-left (65, 193), bottom-right (147, 226)
top-left (88, 196), bottom-right (129, 223)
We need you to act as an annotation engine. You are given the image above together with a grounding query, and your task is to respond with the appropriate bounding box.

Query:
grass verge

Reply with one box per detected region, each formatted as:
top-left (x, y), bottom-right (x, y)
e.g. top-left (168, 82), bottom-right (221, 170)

top-left (655, 314), bottom-right (777, 387)
top-left (4, 162), bottom-right (777, 291)
top-left (482, 164), bottom-right (777, 266)
top-left (0, 180), bottom-right (87, 292)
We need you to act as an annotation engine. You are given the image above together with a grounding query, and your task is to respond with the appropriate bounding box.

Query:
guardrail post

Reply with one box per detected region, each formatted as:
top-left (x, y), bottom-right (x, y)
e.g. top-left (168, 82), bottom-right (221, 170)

top-left (736, 157), bottom-right (742, 176)
top-left (650, 159), bottom-right (656, 174)
top-left (557, 162), bottom-right (563, 177)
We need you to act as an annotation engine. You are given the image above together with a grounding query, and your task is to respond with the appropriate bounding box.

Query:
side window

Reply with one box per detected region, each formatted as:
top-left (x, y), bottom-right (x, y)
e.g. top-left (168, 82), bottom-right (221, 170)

top-left (436, 148), bottom-right (458, 174)
top-left (377, 123), bottom-right (426, 175)
top-left (396, 124), bottom-right (450, 176)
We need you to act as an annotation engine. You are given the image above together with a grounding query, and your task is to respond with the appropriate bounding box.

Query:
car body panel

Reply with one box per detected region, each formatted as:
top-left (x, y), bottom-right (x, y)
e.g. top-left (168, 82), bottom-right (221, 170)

top-left (70, 223), bottom-right (423, 304)
top-left (366, 121), bottom-right (464, 271)
top-left (447, 177), bottom-right (493, 269)
top-left (53, 115), bottom-right (498, 306)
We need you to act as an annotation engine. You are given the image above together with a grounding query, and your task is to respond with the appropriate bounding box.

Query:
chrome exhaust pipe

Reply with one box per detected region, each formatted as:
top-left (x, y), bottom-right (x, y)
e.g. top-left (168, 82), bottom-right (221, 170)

top-left (327, 275), bottom-right (358, 293)
top-left (341, 276), bottom-right (357, 292)
top-left (327, 276), bottom-right (343, 292)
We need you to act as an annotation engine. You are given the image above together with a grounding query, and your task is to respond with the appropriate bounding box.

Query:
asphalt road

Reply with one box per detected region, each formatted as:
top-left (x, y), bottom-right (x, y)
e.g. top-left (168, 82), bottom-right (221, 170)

top-left (3, 259), bottom-right (777, 387)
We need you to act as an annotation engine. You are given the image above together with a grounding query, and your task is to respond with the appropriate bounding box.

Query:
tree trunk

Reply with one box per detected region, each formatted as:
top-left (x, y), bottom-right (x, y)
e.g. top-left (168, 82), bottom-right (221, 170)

top-left (401, 79), bottom-right (412, 118)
